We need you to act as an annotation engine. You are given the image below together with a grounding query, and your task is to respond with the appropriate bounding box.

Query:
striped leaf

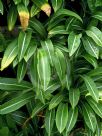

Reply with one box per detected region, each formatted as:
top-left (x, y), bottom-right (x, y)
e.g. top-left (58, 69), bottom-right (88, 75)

top-left (41, 39), bottom-right (54, 66)
top-left (82, 75), bottom-right (99, 102)
top-left (66, 107), bottom-right (78, 133)
top-left (68, 32), bottom-right (82, 56)
top-left (37, 49), bottom-right (51, 91)
top-left (86, 26), bottom-right (102, 47)
top-left (92, 11), bottom-right (102, 22)
top-left (45, 109), bottom-right (55, 136)
top-left (30, 4), bottom-right (40, 17)
top-left (87, 97), bottom-right (102, 118)
top-left (17, 60), bottom-right (27, 82)
top-left (56, 103), bottom-right (68, 133)
top-left (18, 31), bottom-right (32, 62)
top-left (0, 0), bottom-right (3, 15)
top-left (49, 93), bottom-right (64, 110)
top-left (22, 0), bottom-right (29, 7)
top-left (82, 36), bottom-right (99, 59)
top-left (7, 4), bottom-right (17, 31)
top-left (69, 88), bottom-right (80, 109)
top-left (0, 92), bottom-right (34, 114)
top-left (82, 102), bottom-right (97, 132)
top-left (1, 39), bottom-right (18, 71)
top-left (51, 0), bottom-right (63, 12)
top-left (0, 78), bottom-right (32, 91)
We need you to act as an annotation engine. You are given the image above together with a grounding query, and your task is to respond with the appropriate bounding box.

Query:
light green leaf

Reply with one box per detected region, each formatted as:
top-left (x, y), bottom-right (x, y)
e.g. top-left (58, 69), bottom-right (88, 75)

top-left (22, 0), bottom-right (29, 7)
top-left (0, 92), bottom-right (34, 114)
top-left (87, 0), bottom-right (96, 12)
top-left (7, 5), bottom-right (17, 31)
top-left (86, 26), bottom-right (102, 47)
top-left (30, 4), bottom-right (40, 17)
top-left (1, 39), bottom-right (18, 71)
top-left (87, 96), bottom-right (102, 118)
top-left (45, 109), bottom-right (55, 136)
top-left (0, 78), bottom-right (32, 91)
top-left (82, 75), bottom-right (99, 102)
top-left (51, 0), bottom-right (63, 12)
top-left (92, 11), bottom-right (102, 22)
top-left (41, 39), bottom-right (54, 66)
top-left (37, 49), bottom-right (51, 91)
top-left (66, 107), bottom-right (78, 133)
top-left (56, 103), bottom-right (68, 133)
top-left (49, 93), bottom-right (64, 110)
top-left (68, 32), bottom-right (82, 56)
top-left (0, 0), bottom-right (3, 15)
top-left (69, 88), bottom-right (80, 109)
top-left (17, 60), bottom-right (27, 82)
top-left (13, 0), bottom-right (21, 5)
top-left (82, 36), bottom-right (99, 59)
top-left (82, 102), bottom-right (97, 132)
top-left (18, 31), bottom-right (32, 62)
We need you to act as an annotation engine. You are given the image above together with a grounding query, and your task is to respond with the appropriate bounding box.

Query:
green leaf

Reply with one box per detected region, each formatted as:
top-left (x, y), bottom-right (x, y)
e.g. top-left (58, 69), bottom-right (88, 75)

top-left (53, 48), bottom-right (66, 84)
top-left (49, 93), bottom-right (64, 110)
top-left (30, 4), bottom-right (40, 17)
top-left (82, 36), bottom-right (99, 59)
top-left (7, 5), bottom-right (17, 31)
top-left (1, 39), bottom-right (18, 71)
top-left (41, 39), bottom-right (54, 66)
top-left (17, 60), bottom-right (27, 82)
top-left (0, 0), bottom-right (3, 15)
top-left (82, 75), bottom-right (99, 102)
top-left (31, 102), bottom-right (46, 118)
top-left (0, 127), bottom-right (9, 136)
top-left (87, 96), bottom-right (102, 118)
top-left (24, 40), bottom-right (37, 62)
top-left (50, 9), bottom-right (83, 25)
top-left (82, 54), bottom-right (98, 69)
top-left (86, 26), bottom-right (102, 47)
top-left (68, 32), bottom-right (82, 56)
top-left (22, 0), bottom-right (29, 7)
top-left (13, 0), bottom-right (21, 5)
top-left (87, 0), bottom-right (96, 12)
top-left (51, 0), bottom-right (63, 12)
top-left (45, 109), bottom-right (55, 136)
top-left (87, 67), bottom-right (102, 77)
top-left (95, 0), bottom-right (102, 7)
top-left (66, 107), bottom-right (78, 133)
top-left (18, 31), bottom-right (32, 62)
top-left (96, 118), bottom-right (101, 136)
top-left (82, 102), bottom-right (97, 132)
top-left (0, 78), bottom-right (32, 91)
top-left (66, 17), bottom-right (75, 32)
top-left (0, 92), bottom-right (34, 114)
top-left (92, 11), bottom-right (102, 22)
top-left (37, 49), bottom-right (51, 91)
top-left (69, 88), bottom-right (80, 109)
top-left (56, 103), bottom-right (68, 133)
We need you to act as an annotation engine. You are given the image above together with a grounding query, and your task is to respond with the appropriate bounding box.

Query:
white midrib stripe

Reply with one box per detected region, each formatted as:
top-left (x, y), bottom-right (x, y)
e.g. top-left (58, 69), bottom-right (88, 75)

top-left (87, 38), bottom-right (97, 58)
top-left (72, 91), bottom-right (74, 108)
top-left (32, 105), bottom-right (45, 117)
top-left (56, 52), bottom-right (62, 77)
top-left (55, 0), bottom-right (57, 9)
top-left (60, 106), bottom-right (64, 132)
top-left (70, 36), bottom-right (76, 56)
top-left (67, 110), bottom-right (74, 132)
top-left (0, 96), bottom-right (32, 113)
top-left (51, 95), bottom-right (63, 108)
top-left (19, 62), bottom-right (25, 81)
top-left (66, 18), bottom-right (74, 31)
top-left (93, 15), bottom-right (102, 19)
top-left (20, 34), bottom-right (26, 60)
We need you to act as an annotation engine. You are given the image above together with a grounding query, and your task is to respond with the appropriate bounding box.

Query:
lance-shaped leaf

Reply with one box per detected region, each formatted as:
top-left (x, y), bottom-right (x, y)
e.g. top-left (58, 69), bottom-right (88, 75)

top-left (1, 39), bottom-right (18, 71)
top-left (18, 31), bottom-right (32, 62)
top-left (51, 0), bottom-right (63, 12)
top-left (17, 4), bottom-right (29, 30)
top-left (49, 93), bottom-right (64, 110)
top-left (82, 75), bottom-right (99, 102)
top-left (32, 0), bottom-right (51, 16)
top-left (96, 118), bottom-right (101, 136)
top-left (82, 102), bottom-right (97, 132)
top-left (56, 103), bottom-right (68, 133)
top-left (37, 49), bottom-right (51, 91)
top-left (53, 48), bottom-right (66, 84)
top-left (69, 88), bottom-right (80, 109)
top-left (30, 4), bottom-right (40, 17)
top-left (45, 109), bottom-right (55, 136)
top-left (7, 5), bottom-right (17, 31)
top-left (86, 26), bottom-right (102, 47)
top-left (82, 36), bottom-right (99, 59)
top-left (17, 60), bottom-right (27, 82)
top-left (86, 96), bottom-right (102, 118)
top-left (0, 78), bottom-right (32, 90)
top-left (68, 32), bottom-right (82, 57)
top-left (92, 11), bottom-right (102, 22)
top-left (41, 39), bottom-right (54, 66)
top-left (22, 0), bottom-right (29, 7)
top-left (50, 9), bottom-right (83, 25)
top-left (13, 0), bottom-right (21, 5)
top-left (0, 0), bottom-right (3, 15)
top-left (66, 107), bottom-right (78, 133)
top-left (0, 92), bottom-right (34, 114)
top-left (31, 102), bottom-right (46, 118)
